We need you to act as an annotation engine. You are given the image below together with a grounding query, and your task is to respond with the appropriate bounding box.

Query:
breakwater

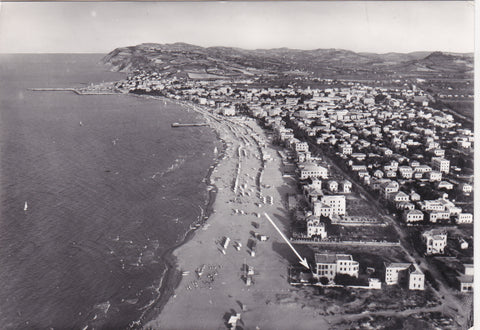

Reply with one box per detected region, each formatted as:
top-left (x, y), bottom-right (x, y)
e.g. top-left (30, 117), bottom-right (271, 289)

top-left (29, 88), bottom-right (118, 95)
top-left (171, 122), bottom-right (209, 127)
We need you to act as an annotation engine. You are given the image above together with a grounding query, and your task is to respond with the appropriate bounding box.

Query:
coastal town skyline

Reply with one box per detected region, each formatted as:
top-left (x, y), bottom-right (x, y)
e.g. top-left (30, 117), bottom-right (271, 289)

top-left (0, 1), bottom-right (475, 54)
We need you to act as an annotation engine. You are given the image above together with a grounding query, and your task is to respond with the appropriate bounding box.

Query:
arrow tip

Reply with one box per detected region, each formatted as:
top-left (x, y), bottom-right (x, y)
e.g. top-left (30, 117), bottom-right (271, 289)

top-left (299, 257), bottom-right (310, 270)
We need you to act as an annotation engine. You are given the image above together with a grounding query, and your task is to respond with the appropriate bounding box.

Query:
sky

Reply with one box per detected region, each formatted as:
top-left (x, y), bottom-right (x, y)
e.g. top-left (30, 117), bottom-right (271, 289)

top-left (0, 1), bottom-right (475, 54)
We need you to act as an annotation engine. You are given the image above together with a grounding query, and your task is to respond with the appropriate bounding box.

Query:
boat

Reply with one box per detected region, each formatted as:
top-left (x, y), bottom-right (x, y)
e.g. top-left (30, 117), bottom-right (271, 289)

top-left (79, 121), bottom-right (83, 126)
top-left (24, 201), bottom-right (28, 211)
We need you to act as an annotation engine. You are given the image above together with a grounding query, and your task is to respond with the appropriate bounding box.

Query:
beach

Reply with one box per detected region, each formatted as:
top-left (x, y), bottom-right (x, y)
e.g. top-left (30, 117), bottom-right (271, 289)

top-left (144, 103), bottom-right (330, 330)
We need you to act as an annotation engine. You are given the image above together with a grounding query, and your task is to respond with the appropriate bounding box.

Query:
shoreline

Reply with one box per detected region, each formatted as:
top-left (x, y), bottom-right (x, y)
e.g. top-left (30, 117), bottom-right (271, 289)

top-left (129, 94), bottom-right (228, 329)
top-left (141, 96), bottom-right (332, 330)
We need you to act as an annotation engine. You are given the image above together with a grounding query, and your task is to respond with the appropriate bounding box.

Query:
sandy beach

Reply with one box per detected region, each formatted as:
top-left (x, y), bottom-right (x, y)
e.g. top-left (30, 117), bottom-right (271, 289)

top-left (144, 104), bottom-right (330, 330)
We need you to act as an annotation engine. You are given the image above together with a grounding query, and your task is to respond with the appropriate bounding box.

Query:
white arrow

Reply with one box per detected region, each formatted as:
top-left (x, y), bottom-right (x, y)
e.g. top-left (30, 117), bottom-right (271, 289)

top-left (264, 213), bottom-right (310, 269)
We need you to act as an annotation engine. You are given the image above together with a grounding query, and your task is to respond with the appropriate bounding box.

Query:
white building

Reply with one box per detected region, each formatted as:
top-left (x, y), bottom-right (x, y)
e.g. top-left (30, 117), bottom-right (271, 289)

top-left (422, 229), bottom-right (447, 255)
top-left (306, 215), bottom-right (327, 239)
top-left (384, 262), bottom-right (425, 291)
top-left (319, 195), bottom-right (346, 216)
top-left (222, 106), bottom-right (236, 116)
top-left (428, 171), bottom-right (443, 182)
top-left (431, 157), bottom-right (450, 174)
top-left (328, 180), bottom-right (338, 193)
top-left (299, 163), bottom-right (328, 180)
top-left (342, 180), bottom-right (352, 193)
top-left (313, 201), bottom-right (332, 218)
top-left (403, 209), bottom-right (424, 223)
top-left (456, 213), bottom-right (473, 224)
top-left (295, 141), bottom-right (309, 153)
top-left (314, 253), bottom-right (359, 282)
top-left (340, 143), bottom-right (353, 155)
top-left (409, 265), bottom-right (425, 291)
top-left (458, 264), bottom-right (474, 292)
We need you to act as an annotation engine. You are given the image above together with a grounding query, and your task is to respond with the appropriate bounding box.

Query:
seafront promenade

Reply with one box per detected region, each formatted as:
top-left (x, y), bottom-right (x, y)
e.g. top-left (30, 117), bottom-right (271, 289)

top-left (145, 103), bottom-right (330, 329)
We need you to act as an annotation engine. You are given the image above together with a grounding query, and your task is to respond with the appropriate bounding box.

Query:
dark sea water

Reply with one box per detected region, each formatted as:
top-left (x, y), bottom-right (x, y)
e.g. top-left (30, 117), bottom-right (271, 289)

top-left (0, 54), bottom-right (220, 329)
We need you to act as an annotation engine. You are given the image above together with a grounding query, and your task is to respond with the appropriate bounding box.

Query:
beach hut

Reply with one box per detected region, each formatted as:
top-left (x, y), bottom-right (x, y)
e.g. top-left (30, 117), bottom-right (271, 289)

top-left (228, 313), bottom-right (241, 328)
top-left (222, 237), bottom-right (231, 249)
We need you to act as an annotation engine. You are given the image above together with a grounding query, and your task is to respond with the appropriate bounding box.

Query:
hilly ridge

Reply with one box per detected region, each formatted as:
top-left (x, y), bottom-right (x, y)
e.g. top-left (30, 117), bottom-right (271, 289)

top-left (103, 42), bottom-right (474, 80)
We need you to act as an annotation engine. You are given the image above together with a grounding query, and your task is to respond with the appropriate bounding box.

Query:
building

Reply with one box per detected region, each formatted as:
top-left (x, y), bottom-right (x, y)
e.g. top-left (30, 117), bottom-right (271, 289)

top-left (431, 157), bottom-right (450, 174)
top-left (222, 106), bottom-right (236, 116)
top-left (460, 183), bottom-right (473, 194)
top-left (391, 191), bottom-right (410, 203)
top-left (422, 229), bottom-right (447, 255)
top-left (305, 215), bottom-right (327, 239)
top-left (313, 253), bottom-right (359, 282)
top-left (403, 209), bottom-right (424, 223)
top-left (456, 213), bottom-right (473, 224)
top-left (418, 198), bottom-right (448, 212)
top-left (437, 181), bottom-right (454, 190)
top-left (381, 181), bottom-right (399, 198)
top-left (385, 263), bottom-right (411, 285)
top-left (384, 263), bottom-right (425, 290)
top-left (459, 276), bottom-right (474, 292)
top-left (340, 143), bottom-right (353, 155)
top-left (458, 264), bottom-right (474, 292)
top-left (320, 195), bottom-right (346, 216)
top-left (415, 165), bottom-right (432, 173)
top-left (368, 278), bottom-right (382, 289)
top-left (328, 180), bottom-right (338, 193)
top-left (398, 166), bottom-right (413, 179)
top-left (295, 141), bottom-right (309, 153)
top-left (428, 171), bottom-right (443, 182)
top-left (299, 163), bottom-right (328, 180)
top-left (313, 201), bottom-right (333, 218)
top-left (342, 180), bottom-right (352, 193)
top-left (409, 265), bottom-right (425, 291)
top-left (427, 211), bottom-right (450, 223)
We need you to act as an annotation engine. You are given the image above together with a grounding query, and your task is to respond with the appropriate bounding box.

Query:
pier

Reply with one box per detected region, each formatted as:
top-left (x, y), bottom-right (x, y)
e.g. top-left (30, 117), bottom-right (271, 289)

top-left (171, 122), bottom-right (209, 127)
top-left (29, 88), bottom-right (118, 95)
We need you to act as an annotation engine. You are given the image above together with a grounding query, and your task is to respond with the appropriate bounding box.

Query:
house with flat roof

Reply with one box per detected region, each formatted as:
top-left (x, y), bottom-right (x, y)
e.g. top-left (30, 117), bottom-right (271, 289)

top-left (319, 195), bottom-right (346, 216)
top-left (431, 157), bottom-right (450, 174)
top-left (313, 253), bottom-right (359, 283)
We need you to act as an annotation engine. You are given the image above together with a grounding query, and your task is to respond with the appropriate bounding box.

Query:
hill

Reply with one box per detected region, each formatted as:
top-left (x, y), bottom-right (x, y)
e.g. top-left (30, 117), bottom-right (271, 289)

top-left (102, 43), bottom-right (473, 80)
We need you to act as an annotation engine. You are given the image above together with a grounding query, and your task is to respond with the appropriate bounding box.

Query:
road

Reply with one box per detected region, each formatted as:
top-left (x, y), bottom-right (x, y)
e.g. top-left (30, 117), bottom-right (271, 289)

top-left (308, 140), bottom-right (472, 329)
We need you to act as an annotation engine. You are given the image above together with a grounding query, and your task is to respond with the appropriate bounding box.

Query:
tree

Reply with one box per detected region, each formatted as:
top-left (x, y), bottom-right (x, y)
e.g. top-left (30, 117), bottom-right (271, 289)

top-left (319, 277), bottom-right (330, 285)
top-left (334, 273), bottom-right (358, 286)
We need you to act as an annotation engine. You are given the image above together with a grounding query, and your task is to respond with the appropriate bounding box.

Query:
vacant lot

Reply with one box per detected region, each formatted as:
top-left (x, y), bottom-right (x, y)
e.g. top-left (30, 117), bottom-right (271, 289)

top-left (346, 194), bottom-right (380, 217)
top-left (327, 223), bottom-right (398, 242)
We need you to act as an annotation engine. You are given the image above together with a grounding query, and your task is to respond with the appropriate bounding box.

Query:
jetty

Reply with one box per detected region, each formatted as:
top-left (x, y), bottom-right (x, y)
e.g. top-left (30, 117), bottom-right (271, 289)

top-left (29, 88), bottom-right (118, 95)
top-left (171, 122), bottom-right (209, 127)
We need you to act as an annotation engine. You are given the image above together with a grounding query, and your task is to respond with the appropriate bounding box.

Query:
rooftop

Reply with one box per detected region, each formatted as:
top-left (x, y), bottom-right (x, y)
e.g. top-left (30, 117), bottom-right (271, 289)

top-left (315, 253), bottom-right (353, 263)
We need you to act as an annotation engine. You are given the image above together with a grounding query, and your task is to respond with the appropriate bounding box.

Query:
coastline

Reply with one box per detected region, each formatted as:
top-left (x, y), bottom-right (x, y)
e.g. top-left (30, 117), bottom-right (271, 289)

top-left (129, 94), bottom-right (228, 329)
top-left (141, 96), bottom-right (331, 330)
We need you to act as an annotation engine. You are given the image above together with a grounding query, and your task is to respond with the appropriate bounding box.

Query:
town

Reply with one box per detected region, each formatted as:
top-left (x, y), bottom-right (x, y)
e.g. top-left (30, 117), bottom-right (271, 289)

top-left (107, 67), bottom-right (473, 328)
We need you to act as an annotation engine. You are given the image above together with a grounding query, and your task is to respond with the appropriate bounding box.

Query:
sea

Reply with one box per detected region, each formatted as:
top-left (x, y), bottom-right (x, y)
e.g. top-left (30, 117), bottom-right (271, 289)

top-left (0, 54), bottom-right (222, 329)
